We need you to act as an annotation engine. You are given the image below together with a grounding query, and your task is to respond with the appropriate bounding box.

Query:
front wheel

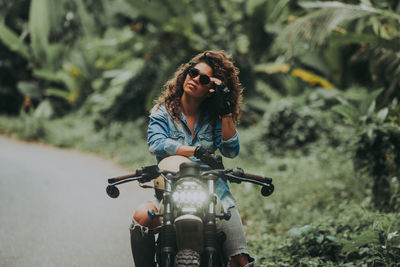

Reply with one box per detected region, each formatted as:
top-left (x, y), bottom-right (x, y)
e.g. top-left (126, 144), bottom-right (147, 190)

top-left (174, 249), bottom-right (200, 267)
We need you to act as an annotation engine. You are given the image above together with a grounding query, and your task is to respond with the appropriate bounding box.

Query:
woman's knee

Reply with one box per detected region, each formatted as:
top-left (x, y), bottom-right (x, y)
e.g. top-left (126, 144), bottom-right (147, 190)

top-left (133, 202), bottom-right (161, 229)
top-left (229, 253), bottom-right (253, 267)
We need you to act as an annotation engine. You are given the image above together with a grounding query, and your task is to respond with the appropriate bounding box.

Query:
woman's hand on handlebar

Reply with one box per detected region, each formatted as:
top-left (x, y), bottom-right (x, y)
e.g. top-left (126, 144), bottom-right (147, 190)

top-left (175, 145), bottom-right (224, 170)
top-left (194, 146), bottom-right (224, 169)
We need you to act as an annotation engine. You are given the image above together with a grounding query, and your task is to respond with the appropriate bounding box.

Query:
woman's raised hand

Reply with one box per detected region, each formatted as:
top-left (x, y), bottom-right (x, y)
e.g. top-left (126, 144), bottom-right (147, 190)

top-left (208, 77), bottom-right (223, 94)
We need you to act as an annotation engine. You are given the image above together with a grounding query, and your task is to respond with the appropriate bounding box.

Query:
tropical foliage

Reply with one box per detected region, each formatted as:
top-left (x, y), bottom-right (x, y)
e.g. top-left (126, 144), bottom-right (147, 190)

top-left (2, 0), bottom-right (398, 118)
top-left (0, 0), bottom-right (399, 265)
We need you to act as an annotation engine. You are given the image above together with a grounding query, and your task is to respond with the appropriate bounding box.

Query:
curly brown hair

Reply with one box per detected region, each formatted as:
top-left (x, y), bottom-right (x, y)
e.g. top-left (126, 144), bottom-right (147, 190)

top-left (157, 50), bottom-right (243, 124)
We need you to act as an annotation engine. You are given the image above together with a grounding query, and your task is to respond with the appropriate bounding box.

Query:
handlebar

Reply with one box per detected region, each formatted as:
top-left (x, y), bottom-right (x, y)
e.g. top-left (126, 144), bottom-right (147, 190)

top-left (107, 164), bottom-right (274, 198)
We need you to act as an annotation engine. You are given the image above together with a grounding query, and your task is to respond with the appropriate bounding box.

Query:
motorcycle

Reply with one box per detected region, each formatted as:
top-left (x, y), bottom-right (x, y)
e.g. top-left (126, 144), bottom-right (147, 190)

top-left (106, 154), bottom-right (274, 267)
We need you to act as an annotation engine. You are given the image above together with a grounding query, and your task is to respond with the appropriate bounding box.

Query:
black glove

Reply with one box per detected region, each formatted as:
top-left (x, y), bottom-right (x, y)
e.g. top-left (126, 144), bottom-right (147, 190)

top-left (194, 146), bottom-right (224, 169)
top-left (214, 83), bottom-right (231, 117)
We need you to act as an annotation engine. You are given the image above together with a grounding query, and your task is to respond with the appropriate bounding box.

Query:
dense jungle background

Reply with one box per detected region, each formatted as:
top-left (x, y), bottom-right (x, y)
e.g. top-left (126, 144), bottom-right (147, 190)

top-left (1, 0), bottom-right (399, 265)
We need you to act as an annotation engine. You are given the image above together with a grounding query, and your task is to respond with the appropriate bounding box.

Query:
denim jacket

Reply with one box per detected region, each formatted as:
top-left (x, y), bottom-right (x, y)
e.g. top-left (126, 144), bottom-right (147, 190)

top-left (147, 104), bottom-right (240, 210)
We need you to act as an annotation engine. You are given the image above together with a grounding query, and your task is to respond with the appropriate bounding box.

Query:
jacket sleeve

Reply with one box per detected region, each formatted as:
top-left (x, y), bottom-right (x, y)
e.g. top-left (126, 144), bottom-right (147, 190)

top-left (147, 105), bottom-right (182, 158)
top-left (214, 119), bottom-right (240, 158)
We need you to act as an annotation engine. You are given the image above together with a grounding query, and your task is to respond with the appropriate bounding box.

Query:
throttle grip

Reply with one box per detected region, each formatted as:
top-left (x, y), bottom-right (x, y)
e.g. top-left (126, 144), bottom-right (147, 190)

top-left (108, 172), bottom-right (138, 184)
top-left (243, 172), bottom-right (272, 184)
top-left (231, 168), bottom-right (272, 184)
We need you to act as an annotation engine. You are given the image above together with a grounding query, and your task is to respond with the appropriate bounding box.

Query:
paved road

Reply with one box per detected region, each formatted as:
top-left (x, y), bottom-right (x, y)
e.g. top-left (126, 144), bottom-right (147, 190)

top-left (0, 136), bottom-right (153, 267)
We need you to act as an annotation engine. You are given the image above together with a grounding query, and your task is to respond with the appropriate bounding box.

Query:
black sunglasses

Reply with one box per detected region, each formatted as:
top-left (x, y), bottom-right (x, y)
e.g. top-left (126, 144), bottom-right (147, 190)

top-left (187, 68), bottom-right (211, 85)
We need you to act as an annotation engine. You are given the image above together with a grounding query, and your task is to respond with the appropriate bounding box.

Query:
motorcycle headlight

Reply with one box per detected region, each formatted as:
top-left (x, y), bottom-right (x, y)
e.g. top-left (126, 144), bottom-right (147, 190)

top-left (172, 181), bottom-right (207, 212)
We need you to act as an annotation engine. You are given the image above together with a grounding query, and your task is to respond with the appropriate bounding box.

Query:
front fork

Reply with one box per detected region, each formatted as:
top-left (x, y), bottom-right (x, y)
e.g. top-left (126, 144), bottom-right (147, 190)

top-left (160, 175), bottom-right (175, 267)
top-left (203, 175), bottom-right (218, 266)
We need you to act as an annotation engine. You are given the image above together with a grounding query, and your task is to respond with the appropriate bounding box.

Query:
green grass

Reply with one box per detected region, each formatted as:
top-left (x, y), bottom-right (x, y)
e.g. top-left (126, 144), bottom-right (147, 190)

top-left (1, 113), bottom-right (399, 266)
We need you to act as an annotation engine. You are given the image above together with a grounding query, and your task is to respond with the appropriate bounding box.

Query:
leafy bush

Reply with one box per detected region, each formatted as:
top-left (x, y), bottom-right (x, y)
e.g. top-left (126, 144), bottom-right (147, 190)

top-left (354, 119), bottom-right (400, 212)
top-left (257, 97), bottom-right (339, 155)
top-left (333, 90), bottom-right (400, 211)
top-left (273, 209), bottom-right (400, 266)
top-left (0, 113), bottom-right (47, 141)
top-left (284, 225), bottom-right (342, 263)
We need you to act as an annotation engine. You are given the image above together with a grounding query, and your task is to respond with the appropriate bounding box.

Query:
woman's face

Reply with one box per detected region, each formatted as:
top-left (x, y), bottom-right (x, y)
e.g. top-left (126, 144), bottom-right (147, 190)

top-left (183, 62), bottom-right (214, 100)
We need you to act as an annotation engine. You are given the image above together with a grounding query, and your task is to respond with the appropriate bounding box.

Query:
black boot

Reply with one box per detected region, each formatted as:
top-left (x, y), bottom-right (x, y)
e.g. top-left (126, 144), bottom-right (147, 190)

top-left (130, 222), bottom-right (156, 267)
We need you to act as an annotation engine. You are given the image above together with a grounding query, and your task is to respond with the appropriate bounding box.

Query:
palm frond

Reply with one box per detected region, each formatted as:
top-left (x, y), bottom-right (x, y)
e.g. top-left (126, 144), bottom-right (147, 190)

top-left (283, 1), bottom-right (400, 48)
top-left (29, 0), bottom-right (51, 61)
top-left (268, 0), bottom-right (290, 22)
top-left (300, 1), bottom-right (400, 21)
top-left (0, 22), bottom-right (30, 59)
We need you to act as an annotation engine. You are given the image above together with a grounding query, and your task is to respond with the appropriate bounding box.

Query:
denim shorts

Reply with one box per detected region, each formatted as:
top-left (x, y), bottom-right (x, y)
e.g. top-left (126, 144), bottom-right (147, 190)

top-left (219, 206), bottom-right (254, 266)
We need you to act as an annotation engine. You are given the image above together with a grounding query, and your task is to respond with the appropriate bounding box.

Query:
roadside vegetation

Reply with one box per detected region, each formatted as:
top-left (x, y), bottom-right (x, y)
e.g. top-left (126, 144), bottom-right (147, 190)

top-left (1, 0), bottom-right (399, 265)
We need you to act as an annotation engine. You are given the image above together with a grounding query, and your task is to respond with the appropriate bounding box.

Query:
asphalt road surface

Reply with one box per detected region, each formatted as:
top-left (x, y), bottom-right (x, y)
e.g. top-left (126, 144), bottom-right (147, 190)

top-left (0, 136), bottom-right (153, 267)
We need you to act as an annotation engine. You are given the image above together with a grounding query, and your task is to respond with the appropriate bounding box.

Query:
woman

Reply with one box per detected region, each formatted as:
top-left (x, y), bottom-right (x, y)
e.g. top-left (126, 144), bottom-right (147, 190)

top-left (130, 50), bottom-right (254, 267)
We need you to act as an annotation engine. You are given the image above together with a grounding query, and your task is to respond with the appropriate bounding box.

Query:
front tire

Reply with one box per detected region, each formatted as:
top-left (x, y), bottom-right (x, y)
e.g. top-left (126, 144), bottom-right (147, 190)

top-left (174, 249), bottom-right (200, 267)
